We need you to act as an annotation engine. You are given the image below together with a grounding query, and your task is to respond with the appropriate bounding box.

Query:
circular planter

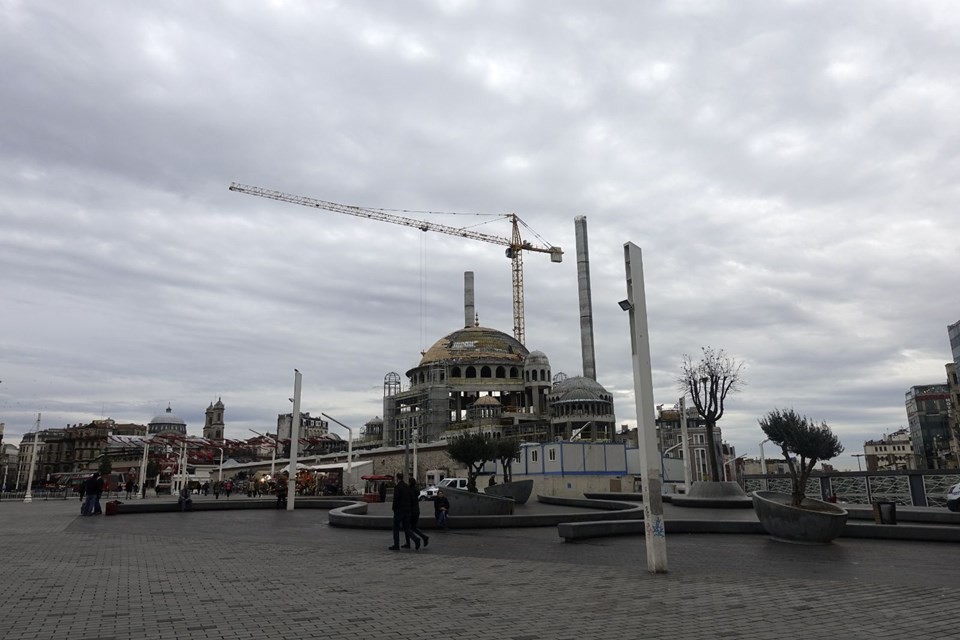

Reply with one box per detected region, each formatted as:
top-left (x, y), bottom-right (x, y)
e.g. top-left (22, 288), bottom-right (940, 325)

top-left (751, 490), bottom-right (848, 544)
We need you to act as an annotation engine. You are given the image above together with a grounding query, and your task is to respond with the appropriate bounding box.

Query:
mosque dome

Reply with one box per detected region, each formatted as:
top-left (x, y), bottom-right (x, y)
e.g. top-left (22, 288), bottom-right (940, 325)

top-left (548, 375), bottom-right (613, 403)
top-left (148, 405), bottom-right (187, 435)
top-left (418, 326), bottom-right (528, 367)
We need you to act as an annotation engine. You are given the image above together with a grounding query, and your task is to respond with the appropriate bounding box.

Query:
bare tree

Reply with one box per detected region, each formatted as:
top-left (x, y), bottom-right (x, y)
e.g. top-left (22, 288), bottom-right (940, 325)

top-left (679, 347), bottom-right (744, 482)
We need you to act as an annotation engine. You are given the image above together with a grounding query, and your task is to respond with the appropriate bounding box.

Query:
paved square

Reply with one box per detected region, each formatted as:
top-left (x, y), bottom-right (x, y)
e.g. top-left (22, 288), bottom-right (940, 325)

top-left (1, 498), bottom-right (959, 639)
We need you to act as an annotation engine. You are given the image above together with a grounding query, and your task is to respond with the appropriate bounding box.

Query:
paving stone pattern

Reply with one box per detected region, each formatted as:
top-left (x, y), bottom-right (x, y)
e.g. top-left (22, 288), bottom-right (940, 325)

top-left (1, 499), bottom-right (959, 639)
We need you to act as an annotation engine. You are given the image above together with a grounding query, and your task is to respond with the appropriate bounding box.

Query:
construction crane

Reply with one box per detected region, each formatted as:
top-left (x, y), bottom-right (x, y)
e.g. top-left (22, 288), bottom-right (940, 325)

top-left (229, 182), bottom-right (563, 345)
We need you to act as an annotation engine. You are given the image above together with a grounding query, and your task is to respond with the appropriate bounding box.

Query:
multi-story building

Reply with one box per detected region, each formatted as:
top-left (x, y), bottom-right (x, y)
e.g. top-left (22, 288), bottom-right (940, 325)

top-left (277, 412), bottom-right (331, 457)
top-left (864, 428), bottom-right (917, 471)
top-left (948, 319), bottom-right (960, 368)
top-left (906, 384), bottom-right (952, 469)
top-left (944, 362), bottom-right (960, 467)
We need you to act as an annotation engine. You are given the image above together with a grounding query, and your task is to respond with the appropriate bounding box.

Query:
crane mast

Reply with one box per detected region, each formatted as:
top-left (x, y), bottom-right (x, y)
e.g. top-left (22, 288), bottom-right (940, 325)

top-left (229, 182), bottom-right (562, 345)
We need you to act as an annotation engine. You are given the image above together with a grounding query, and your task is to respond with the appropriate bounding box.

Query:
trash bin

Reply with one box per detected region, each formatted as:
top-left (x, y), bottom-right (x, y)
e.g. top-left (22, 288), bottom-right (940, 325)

top-left (105, 500), bottom-right (123, 516)
top-left (872, 500), bottom-right (897, 525)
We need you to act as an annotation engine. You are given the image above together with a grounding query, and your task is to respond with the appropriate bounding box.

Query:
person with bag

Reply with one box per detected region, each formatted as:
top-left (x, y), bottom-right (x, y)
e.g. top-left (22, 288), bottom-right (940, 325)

top-left (434, 490), bottom-right (450, 529)
top-left (80, 473), bottom-right (100, 516)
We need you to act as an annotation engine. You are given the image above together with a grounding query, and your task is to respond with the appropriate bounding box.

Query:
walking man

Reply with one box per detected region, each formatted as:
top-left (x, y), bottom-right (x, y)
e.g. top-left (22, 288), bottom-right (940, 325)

top-left (406, 477), bottom-right (429, 549)
top-left (388, 472), bottom-right (419, 551)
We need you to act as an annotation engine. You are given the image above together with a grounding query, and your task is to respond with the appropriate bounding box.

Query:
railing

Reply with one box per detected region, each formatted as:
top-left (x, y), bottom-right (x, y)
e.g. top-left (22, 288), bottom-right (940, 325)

top-left (742, 470), bottom-right (960, 507)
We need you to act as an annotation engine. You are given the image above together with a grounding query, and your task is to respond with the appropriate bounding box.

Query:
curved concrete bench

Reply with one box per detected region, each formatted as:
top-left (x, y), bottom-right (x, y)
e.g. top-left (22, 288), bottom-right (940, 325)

top-left (110, 498), bottom-right (359, 515)
top-left (328, 495), bottom-right (642, 529)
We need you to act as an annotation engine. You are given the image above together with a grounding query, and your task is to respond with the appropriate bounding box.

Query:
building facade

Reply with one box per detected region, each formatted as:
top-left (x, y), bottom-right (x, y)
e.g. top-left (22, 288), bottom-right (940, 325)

top-left (203, 398), bottom-right (225, 441)
top-left (906, 384), bottom-right (952, 469)
top-left (864, 428), bottom-right (917, 471)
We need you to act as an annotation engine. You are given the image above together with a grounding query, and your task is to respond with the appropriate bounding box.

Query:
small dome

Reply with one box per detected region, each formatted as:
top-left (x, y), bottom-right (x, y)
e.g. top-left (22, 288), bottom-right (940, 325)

top-left (365, 416), bottom-right (384, 426)
top-left (525, 350), bottom-right (550, 366)
top-left (549, 376), bottom-right (612, 402)
top-left (473, 396), bottom-right (502, 407)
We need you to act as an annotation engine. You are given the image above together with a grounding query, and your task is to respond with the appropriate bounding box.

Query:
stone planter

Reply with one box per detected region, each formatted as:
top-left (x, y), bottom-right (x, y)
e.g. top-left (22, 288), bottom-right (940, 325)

top-left (751, 490), bottom-right (848, 544)
top-left (484, 479), bottom-right (534, 505)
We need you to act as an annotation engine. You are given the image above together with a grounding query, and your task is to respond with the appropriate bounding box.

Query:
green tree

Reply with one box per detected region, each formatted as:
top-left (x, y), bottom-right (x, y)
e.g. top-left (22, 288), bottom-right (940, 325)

top-left (98, 456), bottom-right (112, 476)
top-left (679, 347), bottom-right (744, 481)
top-left (446, 433), bottom-right (495, 492)
top-left (494, 438), bottom-right (521, 483)
top-left (759, 408), bottom-right (844, 507)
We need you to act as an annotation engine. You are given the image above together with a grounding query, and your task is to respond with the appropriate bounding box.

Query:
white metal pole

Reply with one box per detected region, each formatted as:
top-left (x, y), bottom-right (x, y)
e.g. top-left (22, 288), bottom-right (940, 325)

top-left (139, 436), bottom-right (150, 499)
top-left (623, 242), bottom-right (667, 573)
top-left (218, 448), bottom-right (224, 484)
top-left (759, 439), bottom-right (769, 491)
top-left (413, 428), bottom-right (418, 482)
top-left (287, 369), bottom-right (302, 511)
top-left (24, 413), bottom-right (41, 504)
top-left (679, 397), bottom-right (692, 493)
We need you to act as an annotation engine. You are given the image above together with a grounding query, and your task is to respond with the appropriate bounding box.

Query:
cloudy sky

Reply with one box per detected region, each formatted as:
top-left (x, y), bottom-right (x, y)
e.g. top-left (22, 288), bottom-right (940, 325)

top-left (2, 1), bottom-right (958, 470)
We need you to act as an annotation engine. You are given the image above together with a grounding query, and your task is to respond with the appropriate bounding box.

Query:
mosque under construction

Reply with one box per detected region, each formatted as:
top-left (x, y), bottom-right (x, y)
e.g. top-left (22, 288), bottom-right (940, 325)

top-left (366, 217), bottom-right (618, 448)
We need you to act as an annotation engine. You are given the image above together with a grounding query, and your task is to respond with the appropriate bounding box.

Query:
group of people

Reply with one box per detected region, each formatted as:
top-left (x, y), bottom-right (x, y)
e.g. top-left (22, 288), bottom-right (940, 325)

top-left (388, 473), bottom-right (450, 551)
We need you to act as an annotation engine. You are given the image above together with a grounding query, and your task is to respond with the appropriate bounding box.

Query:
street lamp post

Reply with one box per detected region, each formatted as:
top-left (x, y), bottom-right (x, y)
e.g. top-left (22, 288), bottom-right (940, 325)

top-left (621, 242), bottom-right (668, 573)
top-left (678, 397), bottom-right (693, 493)
top-left (138, 435), bottom-right (151, 499)
top-left (759, 439), bottom-right (769, 491)
top-left (24, 413), bottom-right (42, 504)
top-left (321, 413), bottom-right (354, 489)
top-left (217, 447), bottom-right (224, 484)
top-left (852, 453), bottom-right (865, 472)
top-left (287, 369), bottom-right (302, 512)
top-left (250, 429), bottom-right (278, 476)
top-left (724, 454), bottom-right (747, 483)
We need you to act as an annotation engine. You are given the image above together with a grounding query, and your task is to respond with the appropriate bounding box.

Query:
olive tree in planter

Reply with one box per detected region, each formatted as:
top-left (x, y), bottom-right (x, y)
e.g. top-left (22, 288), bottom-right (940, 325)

top-left (752, 408), bottom-right (847, 543)
top-left (446, 433), bottom-right (495, 493)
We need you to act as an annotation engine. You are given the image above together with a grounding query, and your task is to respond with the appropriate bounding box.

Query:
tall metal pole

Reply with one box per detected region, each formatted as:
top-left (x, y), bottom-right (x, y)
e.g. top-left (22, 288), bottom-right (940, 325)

top-left (679, 397), bottom-right (692, 493)
top-left (24, 413), bottom-right (41, 504)
top-left (413, 428), bottom-right (419, 481)
top-left (218, 448), bottom-right (224, 484)
top-left (623, 242), bottom-right (668, 573)
top-left (287, 369), bottom-right (302, 511)
top-left (138, 436), bottom-right (150, 499)
top-left (759, 439), bottom-right (769, 491)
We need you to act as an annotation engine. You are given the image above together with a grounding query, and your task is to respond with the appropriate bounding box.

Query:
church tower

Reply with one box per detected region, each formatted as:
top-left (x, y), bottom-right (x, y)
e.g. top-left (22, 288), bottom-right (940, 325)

top-left (204, 398), bottom-right (225, 441)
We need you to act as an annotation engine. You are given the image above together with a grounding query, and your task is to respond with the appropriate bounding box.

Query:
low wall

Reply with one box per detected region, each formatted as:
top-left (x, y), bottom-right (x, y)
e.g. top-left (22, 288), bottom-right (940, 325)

top-left (511, 474), bottom-right (630, 498)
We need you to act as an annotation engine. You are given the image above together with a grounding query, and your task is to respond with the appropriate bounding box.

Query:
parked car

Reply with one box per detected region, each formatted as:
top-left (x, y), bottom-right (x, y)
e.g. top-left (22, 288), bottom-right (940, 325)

top-left (419, 477), bottom-right (469, 500)
top-left (947, 482), bottom-right (960, 512)
top-left (418, 485), bottom-right (439, 501)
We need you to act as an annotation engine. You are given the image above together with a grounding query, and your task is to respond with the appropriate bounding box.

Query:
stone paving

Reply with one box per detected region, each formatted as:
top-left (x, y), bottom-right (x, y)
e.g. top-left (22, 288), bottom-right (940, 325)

top-left (2, 497), bottom-right (959, 639)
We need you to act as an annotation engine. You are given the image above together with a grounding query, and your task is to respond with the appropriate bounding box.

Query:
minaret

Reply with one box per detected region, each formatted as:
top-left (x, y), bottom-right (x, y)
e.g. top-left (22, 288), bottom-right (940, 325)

top-left (203, 398), bottom-right (225, 441)
top-left (575, 216), bottom-right (597, 380)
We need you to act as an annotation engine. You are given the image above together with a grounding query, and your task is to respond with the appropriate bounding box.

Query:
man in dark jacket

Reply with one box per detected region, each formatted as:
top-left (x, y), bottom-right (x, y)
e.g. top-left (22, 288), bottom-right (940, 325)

top-left (388, 472), bottom-right (419, 551)
top-left (81, 473), bottom-right (100, 516)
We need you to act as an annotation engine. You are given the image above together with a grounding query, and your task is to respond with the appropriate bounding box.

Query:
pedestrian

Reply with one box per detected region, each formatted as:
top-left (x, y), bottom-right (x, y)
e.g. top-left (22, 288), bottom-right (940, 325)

top-left (388, 472), bottom-right (419, 551)
top-left (276, 473), bottom-right (288, 509)
top-left (81, 473), bottom-right (100, 516)
top-left (434, 490), bottom-right (450, 529)
top-left (488, 474), bottom-right (497, 487)
top-left (125, 479), bottom-right (134, 500)
top-left (378, 481), bottom-right (387, 503)
top-left (406, 477), bottom-right (429, 549)
top-left (93, 473), bottom-right (104, 515)
top-left (213, 481), bottom-right (221, 500)
top-left (224, 480), bottom-right (232, 499)
top-left (142, 482), bottom-right (147, 499)
top-left (178, 485), bottom-right (193, 511)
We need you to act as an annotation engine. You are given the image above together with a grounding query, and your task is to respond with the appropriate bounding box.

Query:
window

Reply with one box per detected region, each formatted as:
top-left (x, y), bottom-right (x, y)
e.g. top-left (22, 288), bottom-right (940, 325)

top-left (466, 366), bottom-right (477, 378)
top-left (531, 450), bottom-right (539, 462)
top-left (548, 448), bottom-right (557, 461)
top-left (496, 366), bottom-right (505, 378)
top-left (481, 366), bottom-right (491, 378)
top-left (452, 367), bottom-right (461, 378)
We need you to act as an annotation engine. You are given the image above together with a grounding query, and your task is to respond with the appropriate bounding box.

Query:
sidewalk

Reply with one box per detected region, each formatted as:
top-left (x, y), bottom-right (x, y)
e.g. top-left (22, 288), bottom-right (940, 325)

top-left (1, 499), bottom-right (958, 639)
